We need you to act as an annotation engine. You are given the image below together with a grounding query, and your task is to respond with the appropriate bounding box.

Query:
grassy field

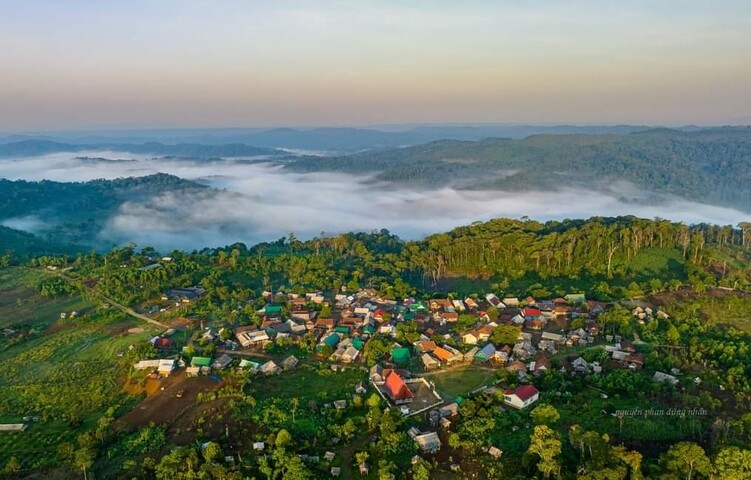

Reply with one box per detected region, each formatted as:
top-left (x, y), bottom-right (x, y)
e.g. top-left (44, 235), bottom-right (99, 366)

top-left (0, 268), bottom-right (93, 329)
top-left (248, 364), bottom-right (367, 403)
top-left (0, 267), bottom-right (160, 470)
top-left (423, 365), bottom-right (497, 398)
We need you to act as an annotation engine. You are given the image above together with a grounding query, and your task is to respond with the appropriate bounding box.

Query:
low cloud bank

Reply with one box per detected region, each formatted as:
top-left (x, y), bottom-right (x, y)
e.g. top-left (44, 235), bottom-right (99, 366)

top-left (1, 151), bottom-right (748, 251)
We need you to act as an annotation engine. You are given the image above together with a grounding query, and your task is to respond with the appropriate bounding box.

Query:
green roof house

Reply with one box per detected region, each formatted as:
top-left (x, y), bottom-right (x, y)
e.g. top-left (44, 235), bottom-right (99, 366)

top-left (391, 347), bottom-right (411, 365)
top-left (564, 293), bottom-right (587, 304)
top-left (190, 356), bottom-right (212, 367)
top-left (352, 338), bottom-right (365, 350)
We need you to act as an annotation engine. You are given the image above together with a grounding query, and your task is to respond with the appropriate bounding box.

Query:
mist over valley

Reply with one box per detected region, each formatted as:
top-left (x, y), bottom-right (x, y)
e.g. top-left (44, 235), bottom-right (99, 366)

top-left (1, 129), bottom-right (749, 253)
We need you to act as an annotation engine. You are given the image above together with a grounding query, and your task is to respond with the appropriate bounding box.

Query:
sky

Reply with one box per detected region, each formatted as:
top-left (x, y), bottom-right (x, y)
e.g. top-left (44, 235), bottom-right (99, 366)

top-left (1, 1), bottom-right (750, 131)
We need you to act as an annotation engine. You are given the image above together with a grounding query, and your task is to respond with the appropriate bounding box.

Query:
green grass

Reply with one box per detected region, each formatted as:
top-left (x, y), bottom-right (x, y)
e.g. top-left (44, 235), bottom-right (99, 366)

top-left (248, 364), bottom-right (367, 403)
top-left (424, 365), bottom-right (497, 398)
top-left (0, 278), bottom-right (160, 470)
top-left (0, 267), bottom-right (94, 329)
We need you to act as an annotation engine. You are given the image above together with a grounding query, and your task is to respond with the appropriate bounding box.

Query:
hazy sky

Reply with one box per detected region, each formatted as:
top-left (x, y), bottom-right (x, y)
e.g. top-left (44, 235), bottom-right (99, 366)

top-left (1, 1), bottom-right (750, 131)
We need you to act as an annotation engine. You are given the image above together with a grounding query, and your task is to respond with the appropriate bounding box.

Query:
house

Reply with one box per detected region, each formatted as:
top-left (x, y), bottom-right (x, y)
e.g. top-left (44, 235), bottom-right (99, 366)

top-left (476, 325), bottom-right (495, 341)
top-left (462, 332), bottom-right (479, 345)
top-left (164, 286), bottom-right (205, 302)
top-left (259, 360), bottom-right (282, 375)
top-left (625, 353), bottom-right (645, 370)
top-left (391, 347), bottom-right (411, 366)
top-left (341, 346), bottom-right (360, 363)
top-left (493, 350), bottom-right (509, 363)
top-left (442, 345), bottom-right (464, 361)
top-left (474, 343), bottom-right (496, 362)
top-left (653, 371), bottom-right (679, 385)
top-left (421, 353), bottom-right (440, 370)
top-left (571, 356), bottom-right (589, 374)
top-left (525, 318), bottom-right (545, 330)
top-left (236, 327), bottom-right (270, 347)
top-left (134, 359), bottom-right (161, 370)
top-left (485, 293), bottom-right (504, 308)
top-left (487, 446), bottom-right (503, 459)
top-left (281, 355), bottom-right (299, 370)
top-left (442, 312), bottom-right (459, 323)
top-left (464, 346), bottom-right (480, 362)
top-left (369, 364), bottom-right (384, 383)
top-left (333, 400), bottom-right (347, 409)
top-left (612, 350), bottom-right (630, 361)
top-left (211, 354), bottom-right (233, 370)
top-left (414, 431), bottom-right (442, 453)
top-left (415, 340), bottom-right (437, 353)
top-left (384, 371), bottom-right (414, 404)
top-left (439, 402), bottom-right (459, 418)
top-left (238, 359), bottom-right (260, 370)
top-left (513, 341), bottom-right (536, 359)
top-left (429, 299), bottom-right (453, 311)
top-left (619, 340), bottom-right (636, 353)
top-left (318, 334), bottom-right (340, 353)
top-left (190, 356), bottom-right (212, 368)
top-left (564, 293), bottom-right (586, 304)
top-left (464, 297), bottom-right (479, 310)
top-left (452, 299), bottom-right (466, 311)
top-left (541, 332), bottom-right (565, 344)
top-left (503, 385), bottom-right (540, 409)
top-left (151, 336), bottom-right (172, 349)
top-left (432, 346), bottom-right (462, 364)
top-left (503, 297), bottom-right (520, 308)
top-left (507, 360), bottom-right (527, 373)
top-left (532, 354), bottom-right (551, 374)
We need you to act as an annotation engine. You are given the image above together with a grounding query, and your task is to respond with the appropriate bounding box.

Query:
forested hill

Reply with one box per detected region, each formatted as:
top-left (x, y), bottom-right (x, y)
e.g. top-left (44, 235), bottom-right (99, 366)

top-left (284, 127), bottom-right (751, 212)
top-left (0, 139), bottom-right (283, 158)
top-left (39, 216), bottom-right (751, 308)
top-left (0, 174), bottom-right (207, 251)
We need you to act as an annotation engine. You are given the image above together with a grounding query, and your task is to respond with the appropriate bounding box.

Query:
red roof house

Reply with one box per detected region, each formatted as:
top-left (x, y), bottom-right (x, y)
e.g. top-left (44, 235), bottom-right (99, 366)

top-left (384, 371), bottom-right (414, 404)
top-left (503, 385), bottom-right (540, 409)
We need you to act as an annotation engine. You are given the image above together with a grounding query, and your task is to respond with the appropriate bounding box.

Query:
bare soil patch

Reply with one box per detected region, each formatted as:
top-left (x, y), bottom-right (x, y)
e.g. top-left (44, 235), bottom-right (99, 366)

top-left (116, 370), bottom-right (224, 431)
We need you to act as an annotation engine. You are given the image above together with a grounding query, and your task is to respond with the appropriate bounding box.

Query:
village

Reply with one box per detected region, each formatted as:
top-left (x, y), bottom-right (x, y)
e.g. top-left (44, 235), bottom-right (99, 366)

top-left (129, 285), bottom-right (680, 473)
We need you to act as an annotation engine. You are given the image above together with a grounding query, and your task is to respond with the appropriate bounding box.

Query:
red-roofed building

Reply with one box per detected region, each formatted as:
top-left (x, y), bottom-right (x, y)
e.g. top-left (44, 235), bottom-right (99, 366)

top-left (503, 385), bottom-right (540, 409)
top-left (384, 371), bottom-right (414, 404)
top-left (522, 307), bottom-right (542, 318)
top-left (152, 337), bottom-right (172, 349)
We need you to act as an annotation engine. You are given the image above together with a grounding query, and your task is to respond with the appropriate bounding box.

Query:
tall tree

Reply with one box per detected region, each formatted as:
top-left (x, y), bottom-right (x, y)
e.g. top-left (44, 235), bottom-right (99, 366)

top-left (527, 425), bottom-right (562, 478)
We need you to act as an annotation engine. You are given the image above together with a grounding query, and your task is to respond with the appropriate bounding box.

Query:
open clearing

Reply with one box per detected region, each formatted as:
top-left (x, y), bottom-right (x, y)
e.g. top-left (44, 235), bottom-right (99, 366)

top-left (421, 365), bottom-right (497, 398)
top-left (117, 369), bottom-right (225, 431)
top-left (0, 268), bottom-right (93, 329)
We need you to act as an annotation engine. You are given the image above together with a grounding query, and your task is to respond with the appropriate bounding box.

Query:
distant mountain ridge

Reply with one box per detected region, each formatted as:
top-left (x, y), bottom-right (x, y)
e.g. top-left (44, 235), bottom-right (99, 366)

top-left (0, 139), bottom-right (282, 158)
top-left (284, 126), bottom-right (751, 213)
top-left (0, 124), bottom-right (658, 152)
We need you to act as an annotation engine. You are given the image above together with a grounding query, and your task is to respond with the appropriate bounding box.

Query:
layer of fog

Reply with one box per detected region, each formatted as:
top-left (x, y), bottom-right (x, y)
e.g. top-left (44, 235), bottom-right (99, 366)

top-left (1, 151), bottom-right (749, 251)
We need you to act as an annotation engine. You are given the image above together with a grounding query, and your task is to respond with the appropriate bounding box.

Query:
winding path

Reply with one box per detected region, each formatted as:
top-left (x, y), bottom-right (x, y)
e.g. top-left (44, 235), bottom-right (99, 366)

top-left (41, 268), bottom-right (169, 329)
